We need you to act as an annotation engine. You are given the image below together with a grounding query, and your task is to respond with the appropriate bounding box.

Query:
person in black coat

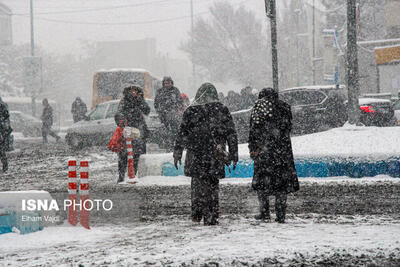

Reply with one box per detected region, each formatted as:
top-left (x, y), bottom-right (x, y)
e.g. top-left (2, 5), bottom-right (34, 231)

top-left (248, 87), bottom-right (299, 223)
top-left (114, 84), bottom-right (150, 183)
top-left (154, 76), bottom-right (184, 150)
top-left (174, 82), bottom-right (238, 225)
top-left (41, 98), bottom-right (60, 144)
top-left (0, 97), bottom-right (11, 172)
top-left (71, 97), bottom-right (88, 123)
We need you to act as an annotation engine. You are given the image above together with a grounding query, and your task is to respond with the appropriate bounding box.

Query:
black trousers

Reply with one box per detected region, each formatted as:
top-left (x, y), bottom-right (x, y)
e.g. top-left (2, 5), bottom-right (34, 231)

top-left (191, 176), bottom-right (219, 225)
top-left (42, 124), bottom-right (59, 143)
top-left (118, 149), bottom-right (140, 183)
top-left (0, 148), bottom-right (7, 172)
top-left (257, 190), bottom-right (287, 221)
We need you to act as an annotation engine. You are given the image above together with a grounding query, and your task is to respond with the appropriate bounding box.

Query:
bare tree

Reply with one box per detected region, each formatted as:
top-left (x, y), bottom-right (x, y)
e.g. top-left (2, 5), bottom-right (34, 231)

top-left (181, 1), bottom-right (271, 89)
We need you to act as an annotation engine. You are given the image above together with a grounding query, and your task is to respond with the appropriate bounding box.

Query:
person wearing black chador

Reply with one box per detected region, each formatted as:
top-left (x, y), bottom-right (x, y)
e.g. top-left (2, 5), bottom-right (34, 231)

top-left (174, 83), bottom-right (238, 226)
top-left (114, 84), bottom-right (150, 183)
top-left (248, 87), bottom-right (299, 223)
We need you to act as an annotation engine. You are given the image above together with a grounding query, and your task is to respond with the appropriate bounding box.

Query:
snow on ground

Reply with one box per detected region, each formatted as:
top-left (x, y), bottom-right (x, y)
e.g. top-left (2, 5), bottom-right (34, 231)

top-left (132, 175), bottom-right (400, 187)
top-left (1, 215), bottom-right (399, 266)
top-left (236, 125), bottom-right (400, 160)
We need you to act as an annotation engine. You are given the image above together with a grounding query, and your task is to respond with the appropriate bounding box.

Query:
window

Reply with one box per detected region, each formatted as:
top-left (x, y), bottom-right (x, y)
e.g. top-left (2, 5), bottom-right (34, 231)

top-left (393, 100), bottom-right (400, 110)
top-left (280, 90), bottom-right (326, 106)
top-left (105, 103), bottom-right (119, 118)
top-left (89, 104), bottom-right (107, 120)
top-left (97, 72), bottom-right (145, 98)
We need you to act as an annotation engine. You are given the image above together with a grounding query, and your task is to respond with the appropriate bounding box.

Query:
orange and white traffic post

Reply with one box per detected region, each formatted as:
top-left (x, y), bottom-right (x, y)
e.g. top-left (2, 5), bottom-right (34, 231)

top-left (79, 160), bottom-right (90, 229)
top-left (67, 159), bottom-right (90, 229)
top-left (126, 137), bottom-right (136, 182)
top-left (68, 159), bottom-right (78, 226)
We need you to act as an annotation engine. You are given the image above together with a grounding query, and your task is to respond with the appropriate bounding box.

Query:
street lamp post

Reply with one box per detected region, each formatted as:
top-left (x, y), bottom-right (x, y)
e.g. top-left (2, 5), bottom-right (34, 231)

top-left (265, 0), bottom-right (279, 92)
top-left (346, 0), bottom-right (360, 125)
top-left (30, 0), bottom-right (36, 116)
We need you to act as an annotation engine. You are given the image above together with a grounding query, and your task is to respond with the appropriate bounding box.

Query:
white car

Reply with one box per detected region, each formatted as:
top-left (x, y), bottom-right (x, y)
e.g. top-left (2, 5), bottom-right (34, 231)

top-left (65, 99), bottom-right (164, 149)
top-left (9, 111), bottom-right (42, 137)
top-left (393, 99), bottom-right (400, 126)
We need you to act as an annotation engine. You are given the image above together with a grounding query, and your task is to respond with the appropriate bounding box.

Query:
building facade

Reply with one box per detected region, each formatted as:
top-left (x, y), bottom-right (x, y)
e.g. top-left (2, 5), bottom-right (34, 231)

top-left (0, 3), bottom-right (12, 45)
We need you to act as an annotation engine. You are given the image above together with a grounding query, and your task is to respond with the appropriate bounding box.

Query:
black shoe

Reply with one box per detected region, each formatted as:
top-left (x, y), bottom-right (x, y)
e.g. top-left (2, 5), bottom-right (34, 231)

top-left (275, 218), bottom-right (285, 223)
top-left (117, 176), bottom-right (124, 184)
top-left (204, 220), bottom-right (218, 226)
top-left (192, 217), bottom-right (201, 223)
top-left (254, 214), bottom-right (271, 220)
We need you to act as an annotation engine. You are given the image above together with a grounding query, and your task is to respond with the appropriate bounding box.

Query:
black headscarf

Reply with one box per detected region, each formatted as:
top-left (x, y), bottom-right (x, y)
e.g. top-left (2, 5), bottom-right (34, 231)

top-left (258, 87), bottom-right (278, 101)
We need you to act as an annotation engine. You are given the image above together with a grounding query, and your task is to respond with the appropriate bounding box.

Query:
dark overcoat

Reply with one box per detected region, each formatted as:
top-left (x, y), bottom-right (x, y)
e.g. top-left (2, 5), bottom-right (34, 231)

top-left (174, 102), bottom-right (238, 179)
top-left (154, 86), bottom-right (184, 124)
top-left (0, 100), bottom-right (11, 150)
top-left (248, 93), bottom-right (299, 195)
top-left (114, 95), bottom-right (150, 155)
top-left (41, 105), bottom-right (53, 127)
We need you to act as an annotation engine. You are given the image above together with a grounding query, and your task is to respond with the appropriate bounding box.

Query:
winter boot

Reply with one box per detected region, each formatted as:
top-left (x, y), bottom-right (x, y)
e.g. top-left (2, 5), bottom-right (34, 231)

top-left (275, 192), bottom-right (287, 223)
top-left (255, 192), bottom-right (270, 220)
top-left (254, 213), bottom-right (271, 220)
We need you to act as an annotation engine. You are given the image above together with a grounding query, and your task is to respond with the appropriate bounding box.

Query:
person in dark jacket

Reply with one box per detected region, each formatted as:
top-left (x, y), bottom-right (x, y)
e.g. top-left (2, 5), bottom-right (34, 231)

top-left (154, 76), bottom-right (184, 150)
top-left (71, 97), bottom-right (88, 123)
top-left (174, 83), bottom-right (238, 225)
top-left (41, 98), bottom-right (60, 144)
top-left (248, 87), bottom-right (299, 223)
top-left (114, 83), bottom-right (150, 183)
top-left (0, 97), bottom-right (11, 172)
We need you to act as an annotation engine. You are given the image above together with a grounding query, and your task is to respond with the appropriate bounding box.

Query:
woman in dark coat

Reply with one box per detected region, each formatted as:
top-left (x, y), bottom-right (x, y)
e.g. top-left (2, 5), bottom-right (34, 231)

top-left (173, 83), bottom-right (238, 225)
top-left (115, 84), bottom-right (150, 183)
top-left (248, 87), bottom-right (299, 223)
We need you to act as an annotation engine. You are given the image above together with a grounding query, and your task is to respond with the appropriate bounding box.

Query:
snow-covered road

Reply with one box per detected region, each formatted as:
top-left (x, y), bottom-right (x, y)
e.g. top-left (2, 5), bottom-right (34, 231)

top-left (1, 214), bottom-right (399, 266)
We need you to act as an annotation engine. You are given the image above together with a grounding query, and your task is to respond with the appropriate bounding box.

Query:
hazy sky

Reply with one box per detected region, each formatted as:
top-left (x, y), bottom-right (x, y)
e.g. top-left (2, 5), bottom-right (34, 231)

top-left (3, 0), bottom-right (268, 59)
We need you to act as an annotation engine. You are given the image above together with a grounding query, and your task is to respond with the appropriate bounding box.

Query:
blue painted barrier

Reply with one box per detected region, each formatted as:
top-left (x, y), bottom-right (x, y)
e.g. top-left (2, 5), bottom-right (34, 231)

top-left (161, 157), bottom-right (400, 178)
top-left (0, 210), bottom-right (44, 235)
top-left (0, 213), bottom-right (13, 234)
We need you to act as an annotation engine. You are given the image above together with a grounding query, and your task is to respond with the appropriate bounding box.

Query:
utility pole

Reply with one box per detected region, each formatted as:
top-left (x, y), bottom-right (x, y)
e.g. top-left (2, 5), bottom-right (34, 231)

top-left (265, 0), bottom-right (279, 91)
top-left (30, 0), bottom-right (36, 116)
top-left (190, 0), bottom-right (196, 91)
top-left (346, 0), bottom-right (360, 125)
top-left (30, 0), bottom-right (34, 57)
top-left (312, 0), bottom-right (315, 85)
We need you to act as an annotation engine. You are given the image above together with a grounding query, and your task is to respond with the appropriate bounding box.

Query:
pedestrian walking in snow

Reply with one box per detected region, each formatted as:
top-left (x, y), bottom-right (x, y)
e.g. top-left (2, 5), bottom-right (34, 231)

top-left (71, 97), bottom-right (88, 123)
top-left (40, 99), bottom-right (60, 144)
top-left (154, 76), bottom-right (184, 151)
top-left (174, 83), bottom-right (238, 225)
top-left (114, 83), bottom-right (150, 183)
top-left (0, 97), bottom-right (11, 172)
top-left (248, 87), bottom-right (299, 223)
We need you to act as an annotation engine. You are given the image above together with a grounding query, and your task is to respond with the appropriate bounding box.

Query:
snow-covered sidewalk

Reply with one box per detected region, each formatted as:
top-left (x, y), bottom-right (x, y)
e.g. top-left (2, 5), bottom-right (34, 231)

top-left (1, 214), bottom-right (399, 266)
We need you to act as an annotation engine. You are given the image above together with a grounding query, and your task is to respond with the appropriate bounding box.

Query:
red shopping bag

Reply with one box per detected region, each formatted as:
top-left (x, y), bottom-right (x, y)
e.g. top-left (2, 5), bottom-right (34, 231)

top-left (108, 120), bottom-right (125, 153)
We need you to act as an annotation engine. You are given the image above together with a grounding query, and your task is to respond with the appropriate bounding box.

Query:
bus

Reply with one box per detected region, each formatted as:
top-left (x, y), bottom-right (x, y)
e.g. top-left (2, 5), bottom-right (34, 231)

top-left (91, 68), bottom-right (162, 108)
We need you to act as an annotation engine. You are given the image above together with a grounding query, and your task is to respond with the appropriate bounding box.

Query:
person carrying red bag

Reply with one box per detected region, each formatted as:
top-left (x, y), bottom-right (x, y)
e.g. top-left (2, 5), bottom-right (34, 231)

top-left (114, 81), bottom-right (150, 183)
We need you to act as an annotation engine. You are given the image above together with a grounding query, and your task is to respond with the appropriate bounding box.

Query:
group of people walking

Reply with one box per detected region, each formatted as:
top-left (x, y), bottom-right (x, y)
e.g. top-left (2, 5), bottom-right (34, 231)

top-left (0, 76), bottom-right (299, 225)
top-left (115, 77), bottom-right (299, 225)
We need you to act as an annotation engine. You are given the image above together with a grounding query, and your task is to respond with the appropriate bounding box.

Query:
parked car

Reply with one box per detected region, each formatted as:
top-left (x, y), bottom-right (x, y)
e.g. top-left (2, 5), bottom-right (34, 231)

top-left (278, 85), bottom-right (348, 134)
top-left (393, 99), bottom-right (400, 126)
top-left (358, 97), bottom-right (396, 127)
top-left (9, 111), bottom-right (42, 137)
top-left (65, 99), bottom-right (165, 150)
